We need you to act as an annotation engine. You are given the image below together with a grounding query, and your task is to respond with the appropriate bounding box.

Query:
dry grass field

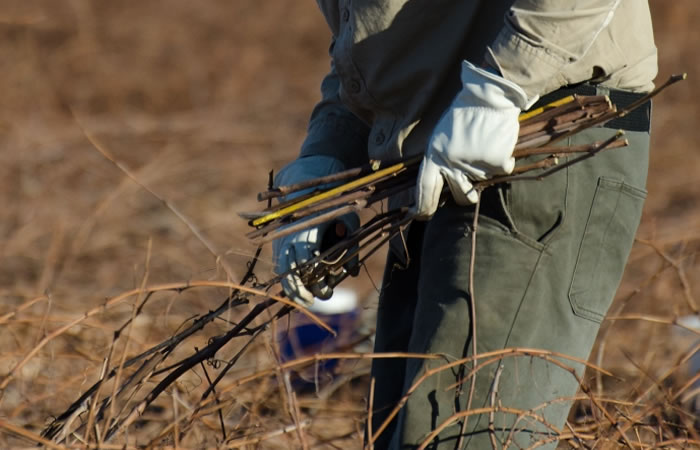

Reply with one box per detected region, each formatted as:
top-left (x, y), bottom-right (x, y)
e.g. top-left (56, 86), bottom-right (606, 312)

top-left (0, 1), bottom-right (699, 448)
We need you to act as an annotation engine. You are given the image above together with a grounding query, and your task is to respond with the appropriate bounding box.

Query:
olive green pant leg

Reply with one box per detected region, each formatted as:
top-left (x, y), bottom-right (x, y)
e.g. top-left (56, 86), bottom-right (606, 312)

top-left (381, 117), bottom-right (649, 449)
top-left (370, 222), bottom-right (426, 450)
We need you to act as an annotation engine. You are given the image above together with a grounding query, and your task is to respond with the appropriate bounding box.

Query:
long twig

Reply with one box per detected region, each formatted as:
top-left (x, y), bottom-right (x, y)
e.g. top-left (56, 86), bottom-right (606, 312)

top-left (0, 294), bottom-right (49, 325)
top-left (488, 364), bottom-right (505, 450)
top-left (197, 357), bottom-right (227, 442)
top-left (455, 198), bottom-right (481, 449)
top-left (71, 108), bottom-right (240, 282)
top-left (366, 377), bottom-right (376, 450)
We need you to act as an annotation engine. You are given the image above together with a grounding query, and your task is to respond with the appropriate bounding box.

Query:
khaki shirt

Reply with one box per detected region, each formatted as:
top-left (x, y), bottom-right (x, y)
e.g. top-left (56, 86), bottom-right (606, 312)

top-left (300, 0), bottom-right (657, 170)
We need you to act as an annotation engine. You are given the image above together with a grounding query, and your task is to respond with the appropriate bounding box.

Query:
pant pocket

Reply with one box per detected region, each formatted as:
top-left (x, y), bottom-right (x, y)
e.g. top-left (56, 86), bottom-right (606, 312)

top-left (568, 177), bottom-right (647, 322)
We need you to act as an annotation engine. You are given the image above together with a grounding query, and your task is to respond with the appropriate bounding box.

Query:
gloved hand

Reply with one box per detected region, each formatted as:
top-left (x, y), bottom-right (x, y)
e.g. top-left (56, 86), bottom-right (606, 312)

top-left (412, 61), bottom-right (537, 219)
top-left (272, 155), bottom-right (360, 307)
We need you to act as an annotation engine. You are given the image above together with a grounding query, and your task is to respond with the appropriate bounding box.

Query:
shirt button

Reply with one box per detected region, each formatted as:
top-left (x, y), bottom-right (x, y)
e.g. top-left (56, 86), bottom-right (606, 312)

top-left (341, 8), bottom-right (350, 22)
top-left (374, 131), bottom-right (386, 145)
top-left (348, 79), bottom-right (361, 94)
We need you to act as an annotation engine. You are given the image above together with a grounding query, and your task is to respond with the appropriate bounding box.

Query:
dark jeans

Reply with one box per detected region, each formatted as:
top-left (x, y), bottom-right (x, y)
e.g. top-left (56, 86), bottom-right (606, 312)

top-left (370, 86), bottom-right (651, 449)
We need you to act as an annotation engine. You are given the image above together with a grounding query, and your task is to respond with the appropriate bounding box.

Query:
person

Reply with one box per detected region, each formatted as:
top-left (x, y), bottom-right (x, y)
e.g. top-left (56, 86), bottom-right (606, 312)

top-left (272, 1), bottom-right (658, 448)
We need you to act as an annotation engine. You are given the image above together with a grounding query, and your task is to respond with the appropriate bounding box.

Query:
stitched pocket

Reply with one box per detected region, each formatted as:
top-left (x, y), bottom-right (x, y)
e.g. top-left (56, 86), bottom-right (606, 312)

top-left (568, 177), bottom-right (647, 322)
top-left (497, 151), bottom-right (569, 252)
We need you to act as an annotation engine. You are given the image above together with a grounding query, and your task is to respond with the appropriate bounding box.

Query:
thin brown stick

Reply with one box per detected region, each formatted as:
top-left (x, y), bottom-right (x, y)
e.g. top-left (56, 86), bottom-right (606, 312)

top-left (675, 371), bottom-right (700, 403)
top-left (526, 431), bottom-right (597, 449)
top-left (510, 156), bottom-right (559, 174)
top-left (197, 358), bottom-right (227, 441)
top-left (285, 371), bottom-right (309, 450)
top-left (71, 109), bottom-right (240, 282)
top-left (173, 388), bottom-right (180, 449)
top-left (635, 238), bottom-right (698, 312)
top-left (224, 420), bottom-right (312, 448)
top-left (488, 364), bottom-right (505, 450)
top-left (513, 138), bottom-right (628, 158)
top-left (267, 318), bottom-right (309, 450)
top-left (366, 377), bottom-right (376, 450)
top-left (84, 344), bottom-right (114, 445)
top-left (0, 294), bottom-right (49, 325)
top-left (606, 313), bottom-right (700, 336)
top-left (417, 406), bottom-right (563, 450)
top-left (456, 198), bottom-right (481, 449)
top-left (0, 418), bottom-right (67, 449)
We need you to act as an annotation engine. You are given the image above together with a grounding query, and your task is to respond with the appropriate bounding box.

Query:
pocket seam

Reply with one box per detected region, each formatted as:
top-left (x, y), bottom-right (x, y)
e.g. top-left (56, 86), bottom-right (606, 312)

top-left (501, 154), bottom-right (569, 252)
top-left (568, 177), bottom-right (647, 322)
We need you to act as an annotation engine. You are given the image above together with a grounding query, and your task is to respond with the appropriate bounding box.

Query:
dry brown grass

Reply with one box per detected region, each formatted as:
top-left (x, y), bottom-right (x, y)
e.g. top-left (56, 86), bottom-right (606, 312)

top-left (1, 1), bottom-right (699, 448)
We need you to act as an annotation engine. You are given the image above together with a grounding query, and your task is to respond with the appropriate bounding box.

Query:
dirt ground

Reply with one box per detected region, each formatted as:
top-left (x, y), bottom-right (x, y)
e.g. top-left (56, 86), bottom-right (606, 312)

top-left (1, 1), bottom-right (699, 448)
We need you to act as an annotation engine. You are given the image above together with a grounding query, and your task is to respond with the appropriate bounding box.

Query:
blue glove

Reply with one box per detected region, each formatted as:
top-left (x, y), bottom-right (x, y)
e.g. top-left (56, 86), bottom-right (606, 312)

top-left (272, 156), bottom-right (360, 307)
top-left (413, 61), bottom-right (537, 219)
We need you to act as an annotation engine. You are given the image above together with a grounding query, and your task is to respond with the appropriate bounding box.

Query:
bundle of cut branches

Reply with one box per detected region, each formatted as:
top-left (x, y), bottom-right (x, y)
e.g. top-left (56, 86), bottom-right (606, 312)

top-left (242, 75), bottom-right (686, 294)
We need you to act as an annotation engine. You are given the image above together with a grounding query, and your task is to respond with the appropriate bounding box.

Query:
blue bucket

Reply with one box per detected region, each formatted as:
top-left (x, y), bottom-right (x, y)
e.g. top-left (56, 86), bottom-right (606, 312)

top-left (278, 288), bottom-right (360, 387)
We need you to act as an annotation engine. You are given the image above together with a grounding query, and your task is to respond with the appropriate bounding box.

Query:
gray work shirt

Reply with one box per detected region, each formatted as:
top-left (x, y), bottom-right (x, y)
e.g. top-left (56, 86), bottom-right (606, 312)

top-left (300, 0), bottom-right (657, 169)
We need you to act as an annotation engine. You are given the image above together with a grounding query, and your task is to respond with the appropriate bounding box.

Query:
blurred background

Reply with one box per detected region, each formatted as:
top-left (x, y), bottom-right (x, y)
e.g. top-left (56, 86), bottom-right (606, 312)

top-left (0, 1), bottom-right (698, 447)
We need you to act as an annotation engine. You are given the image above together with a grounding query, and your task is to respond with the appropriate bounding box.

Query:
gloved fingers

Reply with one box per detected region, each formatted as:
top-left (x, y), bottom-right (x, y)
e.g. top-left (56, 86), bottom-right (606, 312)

top-left (443, 169), bottom-right (479, 205)
top-left (271, 155), bottom-right (361, 307)
top-left (277, 245), bottom-right (316, 307)
top-left (281, 272), bottom-right (316, 307)
top-left (499, 155), bottom-right (516, 175)
top-left (412, 156), bottom-right (444, 220)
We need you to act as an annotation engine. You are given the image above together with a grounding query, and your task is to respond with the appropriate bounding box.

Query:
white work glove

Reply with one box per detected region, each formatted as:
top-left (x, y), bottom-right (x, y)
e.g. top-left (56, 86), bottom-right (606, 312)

top-left (272, 156), bottom-right (360, 307)
top-left (412, 61), bottom-right (537, 219)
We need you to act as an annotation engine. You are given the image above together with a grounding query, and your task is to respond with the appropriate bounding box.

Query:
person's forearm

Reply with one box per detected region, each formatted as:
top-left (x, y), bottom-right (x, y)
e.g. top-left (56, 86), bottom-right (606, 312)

top-left (299, 57), bottom-right (370, 170)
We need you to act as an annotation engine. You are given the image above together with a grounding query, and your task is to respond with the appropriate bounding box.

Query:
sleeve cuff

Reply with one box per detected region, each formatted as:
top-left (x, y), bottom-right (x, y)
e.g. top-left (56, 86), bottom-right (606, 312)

top-left (300, 110), bottom-right (370, 170)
